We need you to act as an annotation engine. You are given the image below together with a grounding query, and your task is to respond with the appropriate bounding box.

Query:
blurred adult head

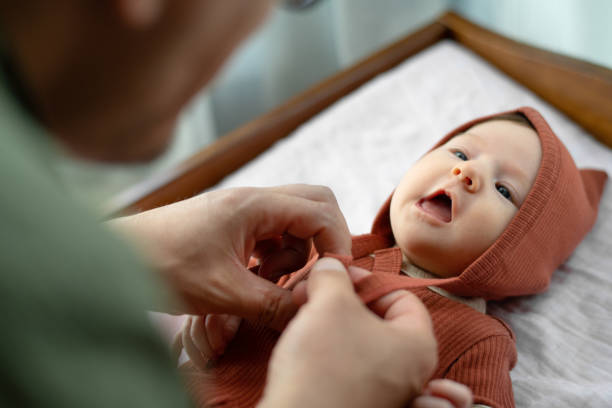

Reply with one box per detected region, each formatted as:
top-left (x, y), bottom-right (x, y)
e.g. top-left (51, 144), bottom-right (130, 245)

top-left (0, 0), bottom-right (273, 161)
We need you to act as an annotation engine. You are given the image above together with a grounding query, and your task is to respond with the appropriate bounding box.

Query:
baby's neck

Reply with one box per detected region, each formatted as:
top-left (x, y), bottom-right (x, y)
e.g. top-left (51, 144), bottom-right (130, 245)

top-left (396, 249), bottom-right (487, 314)
top-left (397, 247), bottom-right (445, 279)
top-left (401, 259), bottom-right (440, 280)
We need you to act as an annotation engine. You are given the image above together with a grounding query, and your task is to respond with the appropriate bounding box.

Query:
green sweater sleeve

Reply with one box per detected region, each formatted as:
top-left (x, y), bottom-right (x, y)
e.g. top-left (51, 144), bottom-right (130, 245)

top-left (0, 62), bottom-right (192, 408)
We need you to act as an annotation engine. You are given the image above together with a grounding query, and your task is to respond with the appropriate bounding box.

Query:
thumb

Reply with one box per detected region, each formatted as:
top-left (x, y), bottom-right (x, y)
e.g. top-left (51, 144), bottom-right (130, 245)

top-left (347, 266), bottom-right (432, 332)
top-left (239, 271), bottom-right (298, 331)
top-left (291, 257), bottom-right (351, 307)
top-left (307, 257), bottom-right (354, 301)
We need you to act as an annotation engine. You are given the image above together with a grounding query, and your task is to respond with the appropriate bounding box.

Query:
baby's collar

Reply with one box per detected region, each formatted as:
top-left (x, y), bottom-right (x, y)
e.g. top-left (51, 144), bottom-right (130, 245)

top-left (400, 253), bottom-right (486, 314)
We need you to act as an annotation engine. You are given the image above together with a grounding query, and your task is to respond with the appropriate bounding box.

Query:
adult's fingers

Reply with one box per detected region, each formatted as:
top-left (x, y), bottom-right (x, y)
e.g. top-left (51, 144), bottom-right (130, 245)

top-left (191, 315), bottom-right (215, 359)
top-left (204, 315), bottom-right (226, 356)
top-left (348, 266), bottom-right (432, 333)
top-left (426, 380), bottom-right (473, 408)
top-left (350, 266), bottom-right (437, 381)
top-left (221, 314), bottom-right (242, 342)
top-left (412, 395), bottom-right (454, 408)
top-left (242, 189), bottom-right (351, 256)
top-left (292, 260), bottom-right (362, 307)
top-left (171, 330), bottom-right (184, 362)
top-left (181, 317), bottom-right (208, 371)
top-left (346, 264), bottom-right (371, 281)
top-left (292, 280), bottom-right (308, 306)
top-left (203, 314), bottom-right (241, 355)
top-left (264, 184), bottom-right (343, 206)
top-left (306, 258), bottom-right (355, 302)
top-left (236, 271), bottom-right (298, 330)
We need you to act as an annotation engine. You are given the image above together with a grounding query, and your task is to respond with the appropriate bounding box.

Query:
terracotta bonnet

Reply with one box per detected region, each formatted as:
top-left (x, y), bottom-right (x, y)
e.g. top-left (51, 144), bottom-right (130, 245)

top-left (369, 107), bottom-right (608, 300)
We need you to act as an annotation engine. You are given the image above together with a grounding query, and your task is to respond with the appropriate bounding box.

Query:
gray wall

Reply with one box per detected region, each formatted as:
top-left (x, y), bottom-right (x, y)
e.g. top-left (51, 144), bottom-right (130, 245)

top-left (56, 0), bottom-right (612, 207)
top-left (209, 0), bottom-right (612, 136)
top-left (453, 0), bottom-right (612, 69)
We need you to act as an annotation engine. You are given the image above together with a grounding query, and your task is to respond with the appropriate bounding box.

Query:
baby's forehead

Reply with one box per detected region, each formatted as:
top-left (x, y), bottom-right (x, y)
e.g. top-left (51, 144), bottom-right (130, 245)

top-left (469, 118), bottom-right (535, 134)
top-left (448, 131), bottom-right (488, 147)
top-left (447, 119), bottom-right (539, 147)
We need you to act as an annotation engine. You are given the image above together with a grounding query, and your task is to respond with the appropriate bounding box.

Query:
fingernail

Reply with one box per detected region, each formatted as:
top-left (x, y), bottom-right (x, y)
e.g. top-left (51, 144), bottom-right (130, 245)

top-left (348, 265), bottom-right (371, 274)
top-left (312, 257), bottom-right (345, 272)
top-left (347, 266), bottom-right (371, 282)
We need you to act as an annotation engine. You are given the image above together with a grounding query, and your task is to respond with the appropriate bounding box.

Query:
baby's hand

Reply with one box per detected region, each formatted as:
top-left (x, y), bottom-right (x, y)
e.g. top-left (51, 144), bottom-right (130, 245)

top-left (177, 314), bottom-right (242, 370)
top-left (412, 379), bottom-right (473, 408)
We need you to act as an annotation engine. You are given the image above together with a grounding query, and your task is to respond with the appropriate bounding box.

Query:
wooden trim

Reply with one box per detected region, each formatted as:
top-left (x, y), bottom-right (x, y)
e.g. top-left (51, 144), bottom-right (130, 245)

top-left (115, 19), bottom-right (448, 215)
top-left (439, 11), bottom-right (612, 147)
top-left (114, 11), bottom-right (612, 216)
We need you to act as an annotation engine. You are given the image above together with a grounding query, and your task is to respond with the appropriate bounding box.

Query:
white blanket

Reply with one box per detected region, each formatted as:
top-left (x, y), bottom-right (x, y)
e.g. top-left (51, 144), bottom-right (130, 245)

top-left (210, 40), bottom-right (612, 406)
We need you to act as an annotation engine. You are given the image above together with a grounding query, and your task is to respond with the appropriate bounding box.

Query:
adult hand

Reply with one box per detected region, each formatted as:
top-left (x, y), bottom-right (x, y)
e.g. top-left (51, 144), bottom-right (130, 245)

top-left (258, 258), bottom-right (438, 408)
top-left (109, 185), bottom-right (351, 330)
top-left (412, 379), bottom-right (473, 408)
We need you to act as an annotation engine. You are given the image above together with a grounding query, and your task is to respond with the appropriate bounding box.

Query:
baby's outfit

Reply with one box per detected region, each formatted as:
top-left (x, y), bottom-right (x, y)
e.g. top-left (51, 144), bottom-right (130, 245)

top-left (183, 107), bottom-right (607, 408)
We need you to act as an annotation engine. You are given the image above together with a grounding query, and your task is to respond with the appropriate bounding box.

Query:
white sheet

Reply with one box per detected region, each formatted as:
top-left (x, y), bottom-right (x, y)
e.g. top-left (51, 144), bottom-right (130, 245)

top-left (209, 40), bottom-right (612, 406)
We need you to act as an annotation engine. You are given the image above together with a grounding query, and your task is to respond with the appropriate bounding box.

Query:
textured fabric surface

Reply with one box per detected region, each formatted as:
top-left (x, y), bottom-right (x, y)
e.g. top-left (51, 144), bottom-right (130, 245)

top-left (365, 107), bottom-right (607, 301)
top-left (191, 238), bottom-right (517, 408)
top-left (193, 101), bottom-right (606, 406)
top-left (208, 41), bottom-right (612, 406)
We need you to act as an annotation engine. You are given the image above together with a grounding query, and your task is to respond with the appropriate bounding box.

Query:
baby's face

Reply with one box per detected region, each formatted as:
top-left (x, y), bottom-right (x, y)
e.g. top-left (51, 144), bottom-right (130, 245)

top-left (389, 120), bottom-right (542, 277)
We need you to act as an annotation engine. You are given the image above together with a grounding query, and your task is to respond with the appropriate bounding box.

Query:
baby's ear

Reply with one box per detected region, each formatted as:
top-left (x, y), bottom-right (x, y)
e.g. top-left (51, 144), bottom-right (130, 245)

top-left (580, 169), bottom-right (608, 210)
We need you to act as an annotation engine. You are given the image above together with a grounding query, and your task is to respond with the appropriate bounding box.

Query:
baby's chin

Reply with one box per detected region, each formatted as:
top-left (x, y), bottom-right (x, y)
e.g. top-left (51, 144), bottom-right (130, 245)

top-left (399, 246), bottom-right (465, 279)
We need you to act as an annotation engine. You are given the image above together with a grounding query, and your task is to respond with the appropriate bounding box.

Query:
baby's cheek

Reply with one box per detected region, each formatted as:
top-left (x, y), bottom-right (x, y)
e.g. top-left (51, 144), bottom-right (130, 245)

top-left (471, 208), bottom-right (514, 250)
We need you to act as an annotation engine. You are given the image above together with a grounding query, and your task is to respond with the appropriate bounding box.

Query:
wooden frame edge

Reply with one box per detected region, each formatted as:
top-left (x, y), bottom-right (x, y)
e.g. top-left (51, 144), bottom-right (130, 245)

top-left (113, 11), bottom-right (612, 216)
top-left (439, 12), bottom-right (612, 146)
top-left (113, 18), bottom-right (449, 215)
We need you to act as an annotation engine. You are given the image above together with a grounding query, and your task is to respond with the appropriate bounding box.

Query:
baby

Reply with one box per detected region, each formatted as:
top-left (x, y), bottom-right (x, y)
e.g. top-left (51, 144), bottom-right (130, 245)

top-left (177, 107), bottom-right (607, 408)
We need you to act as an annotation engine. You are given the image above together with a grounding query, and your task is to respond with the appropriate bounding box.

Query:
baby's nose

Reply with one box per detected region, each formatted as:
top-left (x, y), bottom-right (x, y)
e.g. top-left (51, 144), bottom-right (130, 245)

top-left (452, 166), bottom-right (478, 191)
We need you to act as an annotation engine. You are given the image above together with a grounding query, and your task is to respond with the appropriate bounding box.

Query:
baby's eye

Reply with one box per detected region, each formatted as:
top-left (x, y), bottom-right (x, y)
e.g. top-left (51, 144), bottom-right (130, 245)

top-left (496, 184), bottom-right (512, 201)
top-left (453, 150), bottom-right (468, 161)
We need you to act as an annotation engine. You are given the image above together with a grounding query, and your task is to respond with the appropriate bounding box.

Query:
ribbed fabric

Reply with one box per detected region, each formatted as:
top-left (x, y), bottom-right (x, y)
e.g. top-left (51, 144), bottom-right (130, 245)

top-left (444, 334), bottom-right (516, 408)
top-left (369, 107), bottom-right (608, 300)
top-left (184, 107), bottom-right (607, 408)
top-left (414, 287), bottom-right (516, 407)
top-left (186, 241), bottom-right (516, 407)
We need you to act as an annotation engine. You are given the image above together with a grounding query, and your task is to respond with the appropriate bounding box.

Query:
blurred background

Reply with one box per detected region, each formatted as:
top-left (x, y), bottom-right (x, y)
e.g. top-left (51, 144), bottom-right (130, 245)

top-left (54, 0), bottom-right (612, 211)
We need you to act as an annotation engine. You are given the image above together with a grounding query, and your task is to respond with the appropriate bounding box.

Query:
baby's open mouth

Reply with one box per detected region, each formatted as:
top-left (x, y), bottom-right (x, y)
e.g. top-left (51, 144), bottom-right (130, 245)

top-left (418, 191), bottom-right (452, 223)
